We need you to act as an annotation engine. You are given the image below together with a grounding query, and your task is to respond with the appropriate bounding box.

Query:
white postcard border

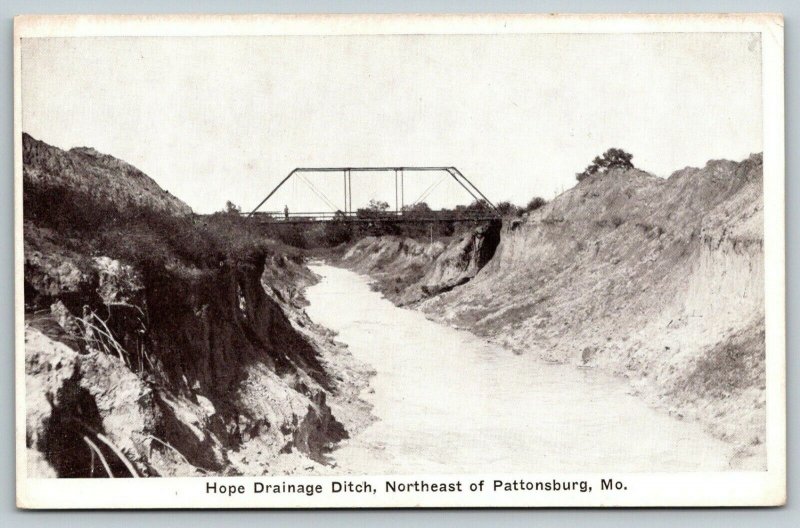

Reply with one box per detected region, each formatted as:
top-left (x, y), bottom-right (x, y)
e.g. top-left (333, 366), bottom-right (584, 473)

top-left (13, 13), bottom-right (786, 509)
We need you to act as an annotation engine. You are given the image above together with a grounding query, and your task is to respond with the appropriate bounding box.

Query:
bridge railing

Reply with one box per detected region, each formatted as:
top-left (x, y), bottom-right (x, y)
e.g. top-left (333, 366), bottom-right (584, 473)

top-left (244, 210), bottom-right (500, 223)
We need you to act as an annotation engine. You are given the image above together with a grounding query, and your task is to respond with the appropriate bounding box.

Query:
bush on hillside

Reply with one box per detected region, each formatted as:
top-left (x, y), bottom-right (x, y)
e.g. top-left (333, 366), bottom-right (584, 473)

top-left (24, 183), bottom-right (282, 276)
top-left (401, 202), bottom-right (432, 215)
top-left (576, 148), bottom-right (635, 181)
top-left (496, 201), bottom-right (521, 217)
top-left (523, 197), bottom-right (547, 214)
top-left (224, 200), bottom-right (241, 214)
top-left (322, 211), bottom-right (353, 246)
top-left (455, 200), bottom-right (492, 214)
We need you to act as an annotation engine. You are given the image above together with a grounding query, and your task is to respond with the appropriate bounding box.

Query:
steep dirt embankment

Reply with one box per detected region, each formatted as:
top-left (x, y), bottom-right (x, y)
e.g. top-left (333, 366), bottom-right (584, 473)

top-left (420, 155), bottom-right (765, 461)
top-left (23, 134), bottom-right (370, 477)
top-left (339, 155), bottom-right (765, 464)
top-left (23, 132), bottom-right (192, 215)
top-left (339, 221), bottom-right (502, 305)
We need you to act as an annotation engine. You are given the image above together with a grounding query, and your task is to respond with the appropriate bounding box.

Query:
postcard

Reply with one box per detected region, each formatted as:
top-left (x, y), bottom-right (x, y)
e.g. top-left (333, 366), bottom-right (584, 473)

top-left (14, 13), bottom-right (785, 508)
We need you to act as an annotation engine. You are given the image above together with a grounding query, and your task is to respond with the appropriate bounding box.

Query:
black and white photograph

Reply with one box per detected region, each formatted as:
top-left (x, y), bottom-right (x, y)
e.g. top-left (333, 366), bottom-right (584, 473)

top-left (14, 13), bottom-right (785, 508)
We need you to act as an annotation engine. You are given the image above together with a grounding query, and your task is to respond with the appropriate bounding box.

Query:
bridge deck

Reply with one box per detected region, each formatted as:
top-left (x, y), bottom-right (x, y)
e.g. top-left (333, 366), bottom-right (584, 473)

top-left (245, 211), bottom-right (500, 224)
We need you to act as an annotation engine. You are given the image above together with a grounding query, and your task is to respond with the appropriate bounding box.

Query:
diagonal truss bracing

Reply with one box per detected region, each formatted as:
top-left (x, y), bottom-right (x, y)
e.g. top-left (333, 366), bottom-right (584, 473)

top-left (247, 166), bottom-right (499, 218)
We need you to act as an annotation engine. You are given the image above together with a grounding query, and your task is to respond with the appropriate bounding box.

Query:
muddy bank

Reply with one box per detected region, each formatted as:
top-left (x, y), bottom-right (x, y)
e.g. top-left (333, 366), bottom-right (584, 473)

top-left (23, 133), bottom-right (373, 477)
top-left (339, 154), bottom-right (766, 466)
top-left (25, 254), bottom-right (374, 477)
top-left (338, 220), bottom-right (501, 305)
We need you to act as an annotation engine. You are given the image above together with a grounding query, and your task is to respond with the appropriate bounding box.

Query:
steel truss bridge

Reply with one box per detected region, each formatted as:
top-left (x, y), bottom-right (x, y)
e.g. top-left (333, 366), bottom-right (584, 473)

top-left (246, 166), bottom-right (500, 224)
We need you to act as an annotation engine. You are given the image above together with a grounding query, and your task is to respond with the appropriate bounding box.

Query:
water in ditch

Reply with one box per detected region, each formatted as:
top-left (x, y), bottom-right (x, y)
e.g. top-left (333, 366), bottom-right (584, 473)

top-left (305, 264), bottom-right (737, 474)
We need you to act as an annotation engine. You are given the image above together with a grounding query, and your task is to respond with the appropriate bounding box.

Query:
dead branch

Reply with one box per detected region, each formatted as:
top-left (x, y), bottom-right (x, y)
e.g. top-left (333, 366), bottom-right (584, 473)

top-left (95, 432), bottom-right (140, 478)
top-left (82, 436), bottom-right (113, 478)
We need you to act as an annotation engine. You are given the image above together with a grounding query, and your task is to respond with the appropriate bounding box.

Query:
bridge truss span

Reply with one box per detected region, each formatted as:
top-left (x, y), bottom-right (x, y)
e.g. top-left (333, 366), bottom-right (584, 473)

top-left (247, 166), bottom-right (500, 223)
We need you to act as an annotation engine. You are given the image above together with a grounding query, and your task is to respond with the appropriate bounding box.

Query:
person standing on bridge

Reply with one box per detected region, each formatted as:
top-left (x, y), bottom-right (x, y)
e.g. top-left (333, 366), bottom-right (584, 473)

top-left (284, 204), bottom-right (289, 220)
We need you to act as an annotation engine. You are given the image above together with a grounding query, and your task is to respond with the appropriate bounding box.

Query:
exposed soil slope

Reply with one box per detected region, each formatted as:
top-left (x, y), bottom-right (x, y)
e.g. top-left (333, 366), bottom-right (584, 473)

top-left (345, 155), bottom-right (765, 466)
top-left (339, 221), bottom-right (501, 305)
top-left (23, 134), bottom-right (371, 477)
top-left (23, 132), bottom-right (192, 215)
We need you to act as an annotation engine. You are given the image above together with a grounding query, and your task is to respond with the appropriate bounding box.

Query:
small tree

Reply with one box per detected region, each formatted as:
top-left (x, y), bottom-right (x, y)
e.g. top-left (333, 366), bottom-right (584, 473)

top-left (402, 202), bottom-right (431, 213)
top-left (356, 199), bottom-right (391, 220)
top-left (367, 199), bottom-right (390, 212)
top-left (224, 200), bottom-right (241, 214)
top-left (523, 196), bottom-right (547, 213)
top-left (457, 199), bottom-right (491, 214)
top-left (576, 148), bottom-right (634, 181)
top-left (323, 210), bottom-right (352, 246)
top-left (496, 201), bottom-right (521, 217)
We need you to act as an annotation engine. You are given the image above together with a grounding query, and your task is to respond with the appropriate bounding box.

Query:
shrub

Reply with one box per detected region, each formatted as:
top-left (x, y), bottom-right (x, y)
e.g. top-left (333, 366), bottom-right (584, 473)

top-left (576, 148), bottom-right (635, 181)
top-left (224, 201), bottom-right (241, 214)
top-left (496, 201), bottom-right (521, 217)
top-left (24, 183), bottom-right (282, 275)
top-left (455, 200), bottom-right (492, 214)
top-left (523, 197), bottom-right (547, 213)
top-left (322, 212), bottom-right (353, 246)
top-left (367, 199), bottom-right (390, 212)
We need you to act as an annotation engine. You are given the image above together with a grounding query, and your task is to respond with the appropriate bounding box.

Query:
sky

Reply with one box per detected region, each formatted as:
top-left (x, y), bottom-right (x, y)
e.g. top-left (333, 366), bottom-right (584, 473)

top-left (21, 32), bottom-right (762, 214)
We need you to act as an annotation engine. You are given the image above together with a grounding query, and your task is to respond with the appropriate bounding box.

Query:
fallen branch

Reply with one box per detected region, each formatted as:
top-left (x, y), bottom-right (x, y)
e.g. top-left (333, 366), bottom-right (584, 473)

top-left (83, 436), bottom-right (113, 478)
top-left (95, 432), bottom-right (139, 478)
